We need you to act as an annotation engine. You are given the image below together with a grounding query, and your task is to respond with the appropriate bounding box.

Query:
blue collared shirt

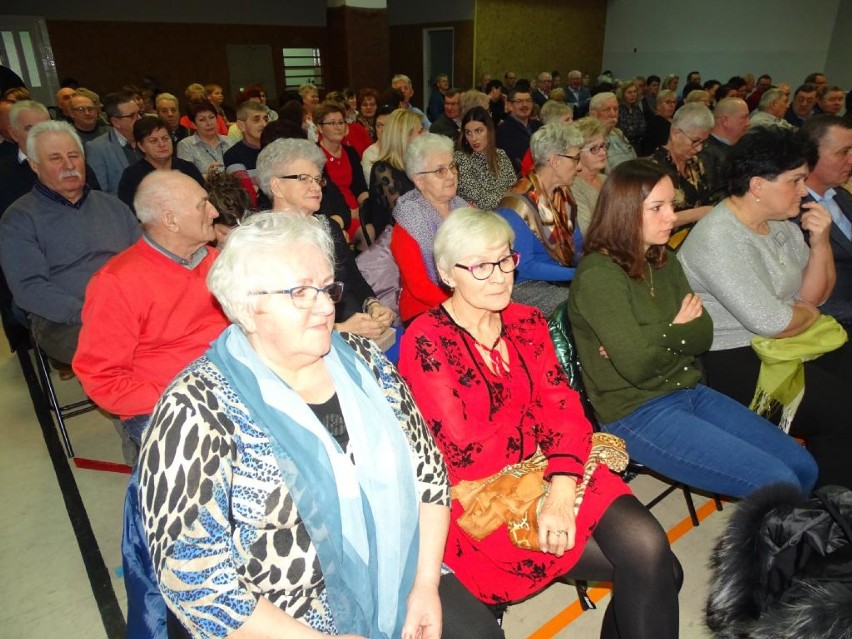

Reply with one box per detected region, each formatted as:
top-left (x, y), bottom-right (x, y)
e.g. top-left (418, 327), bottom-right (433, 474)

top-left (808, 187), bottom-right (851, 240)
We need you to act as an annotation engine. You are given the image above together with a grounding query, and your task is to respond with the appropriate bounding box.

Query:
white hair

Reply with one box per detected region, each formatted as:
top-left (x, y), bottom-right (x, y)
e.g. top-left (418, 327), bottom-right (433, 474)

top-left (207, 210), bottom-right (335, 331)
top-left (434, 208), bottom-right (515, 275)
top-left (404, 133), bottom-right (453, 180)
top-left (530, 124), bottom-right (584, 166)
top-left (26, 120), bottom-right (83, 163)
top-left (9, 100), bottom-right (49, 131)
top-left (671, 103), bottom-right (714, 132)
top-left (589, 92), bottom-right (617, 113)
top-left (256, 138), bottom-right (326, 198)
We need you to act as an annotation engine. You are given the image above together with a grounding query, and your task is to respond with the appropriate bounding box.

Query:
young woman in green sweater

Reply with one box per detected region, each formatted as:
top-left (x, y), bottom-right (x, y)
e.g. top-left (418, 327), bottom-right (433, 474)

top-left (565, 159), bottom-right (816, 498)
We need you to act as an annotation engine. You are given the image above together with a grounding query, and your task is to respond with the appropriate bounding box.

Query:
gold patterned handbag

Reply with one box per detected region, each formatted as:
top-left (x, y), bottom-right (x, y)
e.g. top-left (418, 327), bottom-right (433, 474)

top-left (451, 433), bottom-right (629, 551)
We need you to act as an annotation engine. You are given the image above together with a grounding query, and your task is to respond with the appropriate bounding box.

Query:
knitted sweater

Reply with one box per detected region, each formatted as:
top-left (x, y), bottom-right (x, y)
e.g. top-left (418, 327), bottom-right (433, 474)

top-left (74, 240), bottom-right (228, 418)
top-left (567, 251), bottom-right (712, 424)
top-left (0, 188), bottom-right (141, 324)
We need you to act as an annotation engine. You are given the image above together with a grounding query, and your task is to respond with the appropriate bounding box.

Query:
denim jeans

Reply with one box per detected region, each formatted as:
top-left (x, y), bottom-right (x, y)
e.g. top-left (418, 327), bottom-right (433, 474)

top-left (601, 384), bottom-right (817, 498)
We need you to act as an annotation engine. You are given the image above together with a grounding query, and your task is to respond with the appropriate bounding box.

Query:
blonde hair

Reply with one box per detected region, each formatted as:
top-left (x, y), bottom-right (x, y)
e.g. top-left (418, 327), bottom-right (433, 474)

top-left (377, 109), bottom-right (423, 169)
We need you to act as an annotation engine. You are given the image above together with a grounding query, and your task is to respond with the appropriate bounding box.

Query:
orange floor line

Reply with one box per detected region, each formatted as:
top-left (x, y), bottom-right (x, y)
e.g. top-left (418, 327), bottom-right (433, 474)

top-left (526, 499), bottom-right (722, 639)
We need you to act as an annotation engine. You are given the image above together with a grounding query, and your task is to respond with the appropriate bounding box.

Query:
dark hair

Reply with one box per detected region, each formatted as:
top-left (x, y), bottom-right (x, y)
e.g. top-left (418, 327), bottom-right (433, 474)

top-left (687, 70), bottom-right (701, 80)
top-left (727, 127), bottom-right (808, 197)
top-left (585, 159), bottom-right (670, 278)
top-left (799, 115), bottom-right (852, 170)
top-left (793, 83), bottom-right (818, 97)
top-left (206, 171), bottom-right (251, 228)
top-left (726, 76), bottom-right (747, 89)
top-left (277, 99), bottom-right (304, 127)
top-left (513, 79), bottom-right (532, 93)
top-left (457, 107), bottom-right (498, 174)
top-left (260, 118), bottom-right (307, 148)
top-left (647, 75), bottom-right (661, 85)
top-left (681, 81), bottom-right (702, 96)
top-left (186, 99), bottom-right (217, 122)
top-left (357, 87), bottom-right (379, 107)
top-left (133, 116), bottom-right (169, 144)
top-left (485, 79), bottom-right (503, 93)
top-left (757, 74), bottom-right (772, 83)
top-left (507, 86), bottom-right (531, 102)
top-left (103, 91), bottom-right (136, 119)
top-left (375, 103), bottom-right (397, 118)
top-left (716, 84), bottom-right (737, 99)
top-left (804, 72), bottom-right (825, 84)
top-left (703, 79), bottom-right (720, 91)
top-left (377, 87), bottom-right (405, 110)
top-left (847, 90), bottom-right (852, 114)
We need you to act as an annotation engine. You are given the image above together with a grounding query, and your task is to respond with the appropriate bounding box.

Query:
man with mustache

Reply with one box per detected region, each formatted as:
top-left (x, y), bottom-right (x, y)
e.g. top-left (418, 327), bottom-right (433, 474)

top-left (0, 121), bottom-right (140, 366)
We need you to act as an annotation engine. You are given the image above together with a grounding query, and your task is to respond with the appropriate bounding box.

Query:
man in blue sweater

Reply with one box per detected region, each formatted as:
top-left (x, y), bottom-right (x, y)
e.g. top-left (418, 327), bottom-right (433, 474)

top-left (0, 120), bottom-right (140, 364)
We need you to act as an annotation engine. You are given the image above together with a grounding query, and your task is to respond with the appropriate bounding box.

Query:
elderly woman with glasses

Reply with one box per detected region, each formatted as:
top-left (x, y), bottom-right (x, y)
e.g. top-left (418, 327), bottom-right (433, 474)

top-left (649, 103), bottom-right (715, 244)
top-left (571, 117), bottom-right (609, 235)
top-left (257, 138), bottom-right (394, 339)
top-left (390, 133), bottom-right (467, 323)
top-left (399, 208), bottom-right (682, 639)
top-left (496, 124), bottom-right (583, 315)
top-left (138, 210), bottom-right (494, 639)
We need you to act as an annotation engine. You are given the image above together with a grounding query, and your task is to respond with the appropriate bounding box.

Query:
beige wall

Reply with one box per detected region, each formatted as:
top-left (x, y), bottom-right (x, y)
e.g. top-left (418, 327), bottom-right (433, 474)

top-left (474, 0), bottom-right (607, 83)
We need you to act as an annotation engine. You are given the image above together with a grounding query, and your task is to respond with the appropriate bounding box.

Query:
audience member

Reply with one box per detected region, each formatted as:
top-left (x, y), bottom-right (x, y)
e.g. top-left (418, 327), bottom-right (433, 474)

top-left (785, 83), bottom-right (818, 128)
top-left (223, 101), bottom-right (269, 197)
top-left (745, 73), bottom-right (773, 111)
top-left (176, 99), bottom-right (233, 175)
top-left (204, 83), bottom-right (230, 129)
top-left (86, 91), bottom-right (143, 194)
top-left (69, 92), bottom-right (108, 144)
top-left (485, 79), bottom-right (506, 126)
top-left (154, 92), bottom-right (190, 144)
top-left (0, 121), bottom-right (140, 365)
top-left (700, 97), bottom-right (750, 204)
top-left (74, 170), bottom-right (227, 450)
top-left (298, 82), bottom-right (320, 141)
top-left (355, 87), bottom-right (380, 141)
top-left (361, 103), bottom-right (396, 183)
top-left (392, 73), bottom-right (430, 128)
top-left (801, 115), bottom-right (852, 326)
top-left (804, 72), bottom-right (828, 93)
top-left (429, 88), bottom-right (462, 140)
top-left (503, 70), bottom-right (518, 92)
top-left (399, 207), bottom-right (681, 639)
top-left (117, 116), bottom-right (204, 209)
top-left (642, 74), bottom-right (661, 115)
top-left (391, 133), bottom-right (466, 322)
top-left (749, 88), bottom-right (794, 130)
top-left (589, 92), bottom-right (636, 171)
top-left (454, 106), bottom-right (516, 210)
top-left (206, 170), bottom-right (252, 245)
top-left (571, 117), bottom-right (609, 235)
top-left (567, 158), bottom-right (817, 498)
top-left (815, 86), bottom-right (845, 116)
top-left (427, 73), bottom-right (449, 122)
top-left (640, 90), bottom-right (677, 156)
top-left (618, 80), bottom-right (646, 151)
top-left (679, 127), bottom-right (852, 489)
top-left (496, 87), bottom-right (541, 172)
top-left (0, 100), bottom-right (14, 159)
top-left (534, 71), bottom-right (552, 107)
top-left (566, 69), bottom-right (591, 106)
top-left (54, 87), bottom-right (76, 122)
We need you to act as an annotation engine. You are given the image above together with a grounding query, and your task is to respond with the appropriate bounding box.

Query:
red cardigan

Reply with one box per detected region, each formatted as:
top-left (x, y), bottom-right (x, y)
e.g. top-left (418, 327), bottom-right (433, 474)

top-left (74, 240), bottom-right (229, 419)
top-left (390, 225), bottom-right (449, 322)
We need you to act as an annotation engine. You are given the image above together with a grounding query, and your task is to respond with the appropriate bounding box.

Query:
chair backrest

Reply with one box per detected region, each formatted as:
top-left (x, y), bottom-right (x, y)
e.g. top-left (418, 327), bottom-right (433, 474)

top-left (547, 300), bottom-right (597, 425)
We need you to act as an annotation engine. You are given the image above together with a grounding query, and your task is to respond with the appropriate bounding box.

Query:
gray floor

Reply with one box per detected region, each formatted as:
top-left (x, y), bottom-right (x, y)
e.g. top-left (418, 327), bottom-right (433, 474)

top-left (0, 341), bottom-right (730, 638)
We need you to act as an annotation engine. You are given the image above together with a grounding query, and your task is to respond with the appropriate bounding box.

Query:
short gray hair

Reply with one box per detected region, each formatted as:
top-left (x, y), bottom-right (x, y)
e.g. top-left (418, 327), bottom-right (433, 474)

top-left (26, 120), bottom-right (83, 163)
top-left (392, 74), bottom-right (412, 88)
top-left (759, 88), bottom-right (786, 111)
top-left (589, 92), bottom-right (617, 114)
top-left (530, 124), bottom-right (584, 166)
top-left (656, 89), bottom-right (677, 106)
top-left (256, 138), bottom-right (326, 198)
top-left (9, 100), bottom-right (49, 130)
top-left (134, 170), bottom-right (194, 226)
top-left (434, 208), bottom-right (515, 276)
top-left (207, 210), bottom-right (336, 331)
top-left (540, 100), bottom-right (574, 125)
top-left (404, 133), bottom-right (453, 179)
top-left (671, 103), bottom-right (714, 133)
top-left (155, 92), bottom-right (179, 107)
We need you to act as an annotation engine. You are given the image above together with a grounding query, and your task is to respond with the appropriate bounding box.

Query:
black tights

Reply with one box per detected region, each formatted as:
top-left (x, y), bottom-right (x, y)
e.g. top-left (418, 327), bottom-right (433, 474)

top-left (442, 495), bottom-right (681, 639)
top-left (565, 495), bottom-right (682, 639)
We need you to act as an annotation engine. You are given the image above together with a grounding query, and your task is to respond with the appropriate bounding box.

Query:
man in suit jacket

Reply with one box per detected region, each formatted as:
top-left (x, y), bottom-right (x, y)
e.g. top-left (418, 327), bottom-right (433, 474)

top-left (801, 115), bottom-right (852, 326)
top-left (86, 91), bottom-right (143, 194)
top-left (565, 70), bottom-right (591, 107)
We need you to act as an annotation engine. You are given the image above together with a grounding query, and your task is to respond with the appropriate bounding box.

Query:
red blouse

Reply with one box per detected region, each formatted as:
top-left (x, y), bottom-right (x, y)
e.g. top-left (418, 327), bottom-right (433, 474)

top-left (399, 303), bottom-right (630, 603)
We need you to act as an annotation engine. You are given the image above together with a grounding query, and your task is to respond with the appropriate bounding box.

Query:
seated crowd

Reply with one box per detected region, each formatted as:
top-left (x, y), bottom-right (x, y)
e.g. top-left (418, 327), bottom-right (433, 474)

top-left (0, 65), bottom-right (850, 639)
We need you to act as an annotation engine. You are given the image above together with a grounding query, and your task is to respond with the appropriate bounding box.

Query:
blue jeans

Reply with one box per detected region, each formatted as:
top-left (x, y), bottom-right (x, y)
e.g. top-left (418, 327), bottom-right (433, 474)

top-left (601, 384), bottom-right (817, 498)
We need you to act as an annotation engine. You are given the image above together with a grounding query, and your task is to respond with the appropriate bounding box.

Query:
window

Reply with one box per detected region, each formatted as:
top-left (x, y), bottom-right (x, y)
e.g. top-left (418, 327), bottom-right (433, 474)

top-left (282, 48), bottom-right (323, 89)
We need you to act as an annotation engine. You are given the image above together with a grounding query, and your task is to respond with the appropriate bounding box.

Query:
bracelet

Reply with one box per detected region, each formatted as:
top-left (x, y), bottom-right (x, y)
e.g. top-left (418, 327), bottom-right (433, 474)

top-left (362, 297), bottom-right (379, 313)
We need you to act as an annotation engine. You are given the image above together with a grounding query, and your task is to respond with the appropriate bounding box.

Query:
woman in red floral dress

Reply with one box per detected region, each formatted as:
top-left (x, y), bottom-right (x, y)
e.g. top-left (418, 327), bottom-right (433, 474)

top-left (398, 208), bottom-right (681, 638)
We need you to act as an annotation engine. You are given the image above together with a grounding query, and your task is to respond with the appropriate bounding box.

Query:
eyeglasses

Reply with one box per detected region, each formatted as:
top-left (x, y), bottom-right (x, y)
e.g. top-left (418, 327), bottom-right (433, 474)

top-left (115, 111), bottom-right (142, 120)
top-left (320, 120), bottom-right (346, 127)
top-left (71, 106), bottom-right (96, 114)
top-left (250, 281), bottom-right (344, 308)
top-left (277, 174), bottom-right (327, 187)
top-left (511, 98), bottom-right (533, 105)
top-left (582, 142), bottom-right (610, 155)
top-left (556, 153), bottom-right (581, 164)
top-left (676, 128), bottom-right (707, 150)
top-left (455, 252), bottom-right (520, 280)
top-left (417, 161), bottom-right (458, 178)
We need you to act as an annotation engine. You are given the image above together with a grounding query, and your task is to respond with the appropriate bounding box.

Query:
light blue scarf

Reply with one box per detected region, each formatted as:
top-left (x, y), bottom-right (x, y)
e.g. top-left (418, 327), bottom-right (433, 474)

top-left (207, 326), bottom-right (419, 638)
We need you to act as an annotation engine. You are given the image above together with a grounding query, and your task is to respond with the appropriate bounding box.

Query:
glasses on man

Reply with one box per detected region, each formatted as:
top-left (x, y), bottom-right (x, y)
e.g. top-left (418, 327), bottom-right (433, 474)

top-left (511, 98), bottom-right (533, 105)
top-left (71, 106), bottom-right (96, 114)
top-left (250, 281), bottom-right (345, 308)
top-left (676, 128), bottom-right (706, 150)
top-left (582, 141), bottom-right (610, 155)
top-left (417, 162), bottom-right (458, 178)
top-left (455, 252), bottom-right (521, 280)
top-left (320, 120), bottom-right (346, 127)
top-left (277, 174), bottom-right (327, 187)
top-left (115, 111), bottom-right (142, 120)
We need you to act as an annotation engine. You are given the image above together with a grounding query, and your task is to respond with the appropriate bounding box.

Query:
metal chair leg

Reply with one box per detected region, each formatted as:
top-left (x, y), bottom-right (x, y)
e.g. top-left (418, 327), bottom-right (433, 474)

top-left (32, 340), bottom-right (75, 457)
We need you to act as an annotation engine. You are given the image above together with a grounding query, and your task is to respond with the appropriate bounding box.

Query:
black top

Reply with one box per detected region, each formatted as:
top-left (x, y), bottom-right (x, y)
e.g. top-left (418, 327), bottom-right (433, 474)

top-left (307, 392), bottom-right (349, 449)
top-left (323, 213), bottom-right (376, 321)
top-left (223, 141), bottom-right (260, 171)
top-left (639, 114), bottom-right (671, 157)
top-left (429, 115), bottom-right (460, 141)
top-left (116, 157), bottom-right (205, 210)
top-left (364, 161), bottom-right (415, 239)
top-left (496, 116), bottom-right (542, 173)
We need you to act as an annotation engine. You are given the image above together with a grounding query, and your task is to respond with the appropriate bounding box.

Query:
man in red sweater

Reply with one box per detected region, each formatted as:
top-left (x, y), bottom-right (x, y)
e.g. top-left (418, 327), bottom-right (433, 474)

top-left (73, 171), bottom-right (228, 457)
